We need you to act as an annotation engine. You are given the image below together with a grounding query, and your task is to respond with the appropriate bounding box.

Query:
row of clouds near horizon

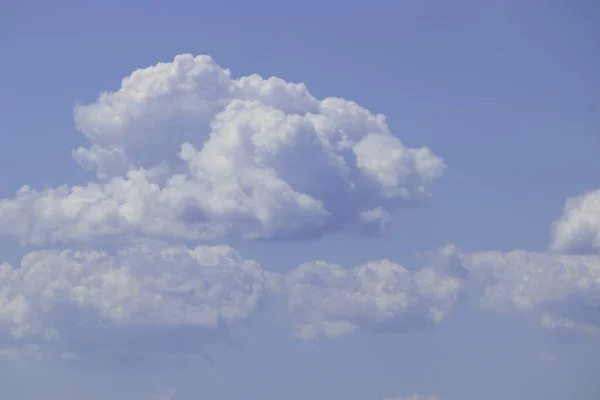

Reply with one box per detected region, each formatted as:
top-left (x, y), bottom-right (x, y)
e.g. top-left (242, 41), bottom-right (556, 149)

top-left (0, 54), bottom-right (599, 366)
top-left (151, 388), bottom-right (441, 400)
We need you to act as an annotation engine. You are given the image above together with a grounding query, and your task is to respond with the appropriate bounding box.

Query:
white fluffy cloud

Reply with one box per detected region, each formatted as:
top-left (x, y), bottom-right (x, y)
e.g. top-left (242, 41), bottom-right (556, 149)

top-left (440, 186), bottom-right (600, 339)
top-left (0, 55), bottom-right (452, 359)
top-left (283, 258), bottom-right (463, 339)
top-left (550, 188), bottom-right (600, 254)
top-left (460, 249), bottom-right (600, 338)
top-left (0, 243), bottom-right (273, 361)
top-left (0, 54), bottom-right (445, 245)
top-left (0, 242), bottom-right (469, 360)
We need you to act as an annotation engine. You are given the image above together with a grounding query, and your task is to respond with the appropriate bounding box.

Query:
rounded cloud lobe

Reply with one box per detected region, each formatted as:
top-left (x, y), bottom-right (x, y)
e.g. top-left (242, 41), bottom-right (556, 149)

top-left (550, 188), bottom-right (600, 254)
top-left (284, 259), bottom-right (462, 339)
top-left (0, 54), bottom-right (445, 245)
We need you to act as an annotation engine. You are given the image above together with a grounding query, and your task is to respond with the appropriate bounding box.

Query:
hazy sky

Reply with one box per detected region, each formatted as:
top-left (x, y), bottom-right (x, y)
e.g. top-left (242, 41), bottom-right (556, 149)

top-left (0, 1), bottom-right (599, 399)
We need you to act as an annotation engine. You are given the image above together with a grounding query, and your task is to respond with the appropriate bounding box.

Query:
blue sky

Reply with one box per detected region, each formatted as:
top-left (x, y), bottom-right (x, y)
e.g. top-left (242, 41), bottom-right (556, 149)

top-left (0, 1), bottom-right (599, 399)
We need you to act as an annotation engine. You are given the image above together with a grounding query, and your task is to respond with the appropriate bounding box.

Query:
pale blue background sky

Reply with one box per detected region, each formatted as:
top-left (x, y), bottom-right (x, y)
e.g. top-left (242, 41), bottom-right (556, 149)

top-left (0, 1), bottom-right (599, 399)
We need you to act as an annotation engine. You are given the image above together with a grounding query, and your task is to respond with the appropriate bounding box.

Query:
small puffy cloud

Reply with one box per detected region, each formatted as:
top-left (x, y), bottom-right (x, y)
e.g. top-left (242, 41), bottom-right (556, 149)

top-left (0, 54), bottom-right (445, 245)
top-left (460, 250), bottom-right (600, 338)
top-left (283, 258), bottom-right (463, 339)
top-left (152, 386), bottom-right (176, 400)
top-left (550, 188), bottom-right (600, 254)
top-left (539, 351), bottom-right (557, 362)
top-left (0, 243), bottom-right (273, 361)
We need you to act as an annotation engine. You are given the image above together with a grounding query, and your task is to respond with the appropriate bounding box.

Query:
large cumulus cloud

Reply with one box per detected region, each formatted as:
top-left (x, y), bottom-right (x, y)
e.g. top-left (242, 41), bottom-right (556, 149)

top-left (0, 54), bottom-right (445, 245)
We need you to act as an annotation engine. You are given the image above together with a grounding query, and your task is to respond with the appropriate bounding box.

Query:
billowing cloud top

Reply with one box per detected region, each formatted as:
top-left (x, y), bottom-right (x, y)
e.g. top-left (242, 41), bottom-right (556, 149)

top-left (0, 54), bottom-right (457, 363)
top-left (0, 54), bottom-right (445, 245)
top-left (550, 189), bottom-right (600, 254)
